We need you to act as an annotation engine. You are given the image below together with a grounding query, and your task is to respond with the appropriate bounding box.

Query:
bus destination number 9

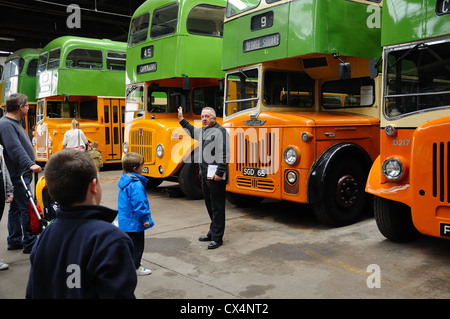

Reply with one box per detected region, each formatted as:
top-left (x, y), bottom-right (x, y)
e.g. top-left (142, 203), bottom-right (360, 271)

top-left (243, 167), bottom-right (267, 178)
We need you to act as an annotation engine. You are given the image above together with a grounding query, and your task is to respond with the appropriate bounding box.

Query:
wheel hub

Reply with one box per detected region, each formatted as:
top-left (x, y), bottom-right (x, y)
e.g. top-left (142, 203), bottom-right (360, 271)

top-left (336, 175), bottom-right (359, 207)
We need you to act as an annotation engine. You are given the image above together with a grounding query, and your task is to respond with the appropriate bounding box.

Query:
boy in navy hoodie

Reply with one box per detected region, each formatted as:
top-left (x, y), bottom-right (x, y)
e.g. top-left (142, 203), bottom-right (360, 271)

top-left (118, 152), bottom-right (154, 276)
top-left (26, 150), bottom-right (137, 298)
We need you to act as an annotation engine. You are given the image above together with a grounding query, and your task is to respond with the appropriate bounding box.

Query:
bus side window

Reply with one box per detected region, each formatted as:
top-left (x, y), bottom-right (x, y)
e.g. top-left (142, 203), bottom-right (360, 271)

top-left (80, 100), bottom-right (98, 120)
top-left (104, 105), bottom-right (110, 123)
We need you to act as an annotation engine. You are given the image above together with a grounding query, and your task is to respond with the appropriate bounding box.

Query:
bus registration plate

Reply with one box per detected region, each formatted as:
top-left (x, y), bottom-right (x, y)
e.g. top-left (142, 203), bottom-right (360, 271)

top-left (243, 167), bottom-right (267, 178)
top-left (440, 223), bottom-right (450, 237)
top-left (436, 0), bottom-right (450, 15)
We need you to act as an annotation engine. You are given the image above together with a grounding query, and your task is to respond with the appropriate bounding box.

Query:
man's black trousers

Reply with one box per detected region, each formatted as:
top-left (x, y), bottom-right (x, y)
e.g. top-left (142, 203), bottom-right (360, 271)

top-left (201, 177), bottom-right (226, 242)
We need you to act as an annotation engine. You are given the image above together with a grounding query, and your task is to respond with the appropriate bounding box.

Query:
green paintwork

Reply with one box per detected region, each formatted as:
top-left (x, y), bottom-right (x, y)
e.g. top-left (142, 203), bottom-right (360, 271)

top-left (126, 0), bottom-right (226, 84)
top-left (382, 0), bottom-right (450, 46)
top-left (222, 0), bottom-right (382, 70)
top-left (1, 48), bottom-right (41, 105)
top-left (37, 36), bottom-right (126, 98)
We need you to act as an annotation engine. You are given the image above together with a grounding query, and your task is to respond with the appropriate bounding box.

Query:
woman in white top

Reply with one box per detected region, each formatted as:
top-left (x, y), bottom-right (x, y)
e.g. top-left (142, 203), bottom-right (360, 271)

top-left (62, 120), bottom-right (90, 151)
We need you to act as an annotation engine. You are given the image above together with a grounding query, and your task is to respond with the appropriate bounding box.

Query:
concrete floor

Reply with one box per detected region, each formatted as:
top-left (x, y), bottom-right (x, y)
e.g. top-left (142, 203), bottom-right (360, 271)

top-left (1, 167), bottom-right (450, 300)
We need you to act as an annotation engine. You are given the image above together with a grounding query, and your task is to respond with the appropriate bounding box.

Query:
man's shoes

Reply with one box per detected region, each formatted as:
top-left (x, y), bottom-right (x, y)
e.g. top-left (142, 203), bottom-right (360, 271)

top-left (7, 244), bottom-right (23, 251)
top-left (207, 240), bottom-right (222, 249)
top-left (199, 235), bottom-right (211, 242)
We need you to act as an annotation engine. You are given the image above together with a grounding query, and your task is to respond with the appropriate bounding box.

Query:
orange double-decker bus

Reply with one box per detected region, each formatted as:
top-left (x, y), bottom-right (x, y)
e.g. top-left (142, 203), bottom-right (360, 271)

top-left (366, 0), bottom-right (450, 241)
top-left (124, 0), bottom-right (226, 198)
top-left (222, 0), bottom-right (382, 226)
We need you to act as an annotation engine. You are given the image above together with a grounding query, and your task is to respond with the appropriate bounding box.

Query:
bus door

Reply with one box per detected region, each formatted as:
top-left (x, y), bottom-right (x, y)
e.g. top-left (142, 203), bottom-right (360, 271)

top-left (102, 98), bottom-right (124, 161)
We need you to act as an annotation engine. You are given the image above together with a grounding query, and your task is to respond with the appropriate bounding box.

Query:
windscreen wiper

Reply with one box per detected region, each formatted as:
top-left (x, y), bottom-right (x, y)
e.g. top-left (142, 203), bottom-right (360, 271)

top-left (387, 42), bottom-right (427, 71)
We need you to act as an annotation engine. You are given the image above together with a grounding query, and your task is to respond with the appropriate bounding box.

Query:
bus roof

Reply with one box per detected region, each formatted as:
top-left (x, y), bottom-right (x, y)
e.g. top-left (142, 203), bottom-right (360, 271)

top-left (126, 0), bottom-right (226, 84)
top-left (37, 36), bottom-right (126, 98)
top-left (4, 48), bottom-right (41, 63)
top-left (222, 0), bottom-right (382, 70)
top-left (40, 36), bottom-right (126, 54)
top-left (382, 0), bottom-right (450, 46)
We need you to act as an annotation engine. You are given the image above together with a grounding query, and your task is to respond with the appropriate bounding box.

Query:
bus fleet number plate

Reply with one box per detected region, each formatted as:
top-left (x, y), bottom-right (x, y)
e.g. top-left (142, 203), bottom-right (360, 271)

top-left (243, 167), bottom-right (267, 178)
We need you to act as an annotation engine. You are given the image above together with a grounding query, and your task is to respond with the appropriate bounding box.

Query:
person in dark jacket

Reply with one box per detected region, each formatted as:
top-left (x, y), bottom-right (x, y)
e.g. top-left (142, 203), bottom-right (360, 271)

top-left (178, 106), bottom-right (229, 249)
top-left (0, 93), bottom-right (42, 253)
top-left (26, 149), bottom-right (137, 299)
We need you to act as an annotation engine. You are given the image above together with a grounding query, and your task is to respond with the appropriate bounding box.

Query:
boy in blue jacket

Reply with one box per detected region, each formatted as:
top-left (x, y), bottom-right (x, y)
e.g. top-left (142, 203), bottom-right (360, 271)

top-left (26, 150), bottom-right (137, 298)
top-left (118, 152), bottom-right (154, 276)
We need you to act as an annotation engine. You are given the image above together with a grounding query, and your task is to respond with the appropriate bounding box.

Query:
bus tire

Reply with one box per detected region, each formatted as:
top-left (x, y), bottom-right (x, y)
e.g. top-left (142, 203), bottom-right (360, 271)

top-left (179, 163), bottom-right (203, 200)
top-left (312, 158), bottom-right (369, 227)
top-left (374, 196), bottom-right (419, 242)
top-left (146, 177), bottom-right (163, 189)
top-left (226, 192), bottom-right (263, 207)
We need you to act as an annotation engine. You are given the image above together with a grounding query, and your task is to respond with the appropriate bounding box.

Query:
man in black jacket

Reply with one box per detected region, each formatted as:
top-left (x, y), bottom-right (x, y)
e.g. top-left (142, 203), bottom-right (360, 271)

top-left (178, 106), bottom-right (229, 249)
top-left (26, 150), bottom-right (137, 298)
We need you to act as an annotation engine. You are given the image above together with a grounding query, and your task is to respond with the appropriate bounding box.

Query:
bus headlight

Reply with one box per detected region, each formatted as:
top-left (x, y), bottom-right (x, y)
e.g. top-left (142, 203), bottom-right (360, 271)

top-left (286, 171), bottom-right (297, 185)
top-left (382, 157), bottom-right (404, 180)
top-left (123, 142), bottom-right (129, 154)
top-left (284, 146), bottom-right (298, 165)
top-left (156, 144), bottom-right (164, 158)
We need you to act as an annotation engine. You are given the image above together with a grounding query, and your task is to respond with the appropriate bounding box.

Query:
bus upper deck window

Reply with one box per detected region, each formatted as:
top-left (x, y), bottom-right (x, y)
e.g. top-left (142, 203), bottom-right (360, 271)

top-left (38, 52), bottom-right (48, 73)
top-left (128, 12), bottom-right (150, 46)
top-left (187, 4), bottom-right (225, 37)
top-left (66, 49), bottom-right (103, 69)
top-left (106, 51), bottom-right (126, 71)
top-left (3, 57), bottom-right (24, 79)
top-left (27, 59), bottom-right (38, 77)
top-left (150, 3), bottom-right (178, 39)
top-left (47, 48), bottom-right (61, 70)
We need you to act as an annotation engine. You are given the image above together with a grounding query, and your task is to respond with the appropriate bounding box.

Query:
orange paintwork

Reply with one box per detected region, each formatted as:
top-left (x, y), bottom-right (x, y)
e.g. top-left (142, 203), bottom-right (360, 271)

top-left (225, 110), bottom-right (380, 203)
top-left (366, 116), bottom-right (450, 239)
top-left (34, 96), bottom-right (125, 163)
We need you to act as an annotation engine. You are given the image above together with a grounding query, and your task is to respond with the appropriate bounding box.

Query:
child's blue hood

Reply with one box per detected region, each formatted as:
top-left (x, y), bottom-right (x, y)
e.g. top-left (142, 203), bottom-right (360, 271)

top-left (118, 172), bottom-right (148, 189)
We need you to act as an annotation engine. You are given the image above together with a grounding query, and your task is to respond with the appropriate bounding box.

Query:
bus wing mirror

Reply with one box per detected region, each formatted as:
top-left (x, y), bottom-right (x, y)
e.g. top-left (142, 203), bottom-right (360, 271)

top-left (64, 94), bottom-right (70, 102)
top-left (339, 62), bottom-right (351, 80)
top-left (332, 53), bottom-right (351, 80)
top-left (183, 76), bottom-right (190, 90)
top-left (369, 58), bottom-right (380, 79)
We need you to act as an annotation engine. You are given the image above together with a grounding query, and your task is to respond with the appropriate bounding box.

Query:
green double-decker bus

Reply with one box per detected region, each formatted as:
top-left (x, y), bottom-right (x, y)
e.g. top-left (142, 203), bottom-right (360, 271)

top-left (34, 36), bottom-right (127, 164)
top-left (1, 48), bottom-right (40, 138)
top-left (124, 0), bottom-right (226, 198)
top-left (222, 0), bottom-right (382, 226)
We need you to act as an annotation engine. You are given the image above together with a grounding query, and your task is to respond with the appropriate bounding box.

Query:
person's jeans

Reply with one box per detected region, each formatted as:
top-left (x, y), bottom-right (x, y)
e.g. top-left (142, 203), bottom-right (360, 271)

top-left (7, 176), bottom-right (36, 251)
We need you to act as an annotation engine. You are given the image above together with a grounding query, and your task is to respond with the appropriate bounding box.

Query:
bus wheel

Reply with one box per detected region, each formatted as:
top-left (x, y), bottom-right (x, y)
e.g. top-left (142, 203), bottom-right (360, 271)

top-left (374, 196), bottom-right (419, 242)
top-left (179, 163), bottom-right (203, 200)
top-left (146, 177), bottom-right (163, 189)
top-left (312, 159), bottom-right (369, 227)
top-left (226, 192), bottom-right (263, 207)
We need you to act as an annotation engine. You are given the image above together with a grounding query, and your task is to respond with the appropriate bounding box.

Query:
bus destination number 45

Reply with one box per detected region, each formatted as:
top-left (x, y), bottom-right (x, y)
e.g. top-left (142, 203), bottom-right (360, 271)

top-left (243, 167), bottom-right (267, 178)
